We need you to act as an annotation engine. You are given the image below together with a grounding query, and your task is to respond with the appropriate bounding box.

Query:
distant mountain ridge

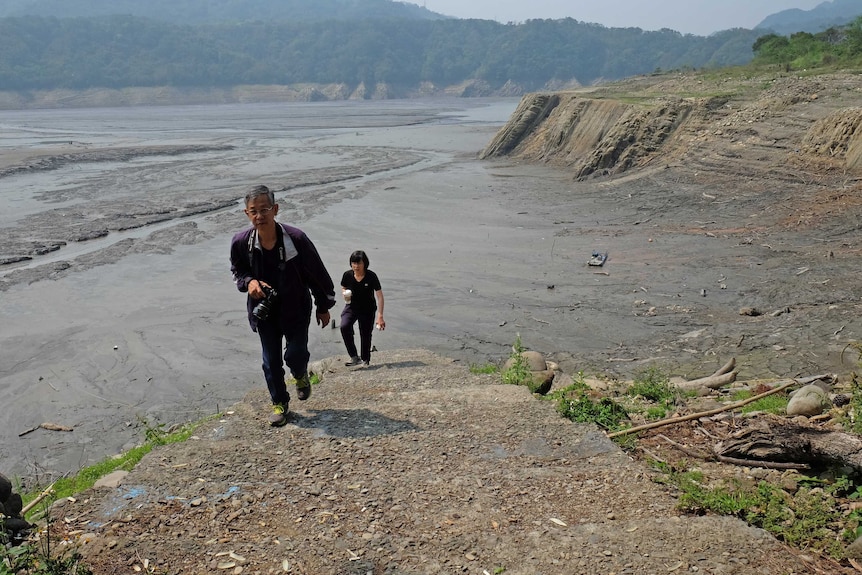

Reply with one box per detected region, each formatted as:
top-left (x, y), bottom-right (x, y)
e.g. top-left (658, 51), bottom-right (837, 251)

top-left (0, 0), bottom-right (446, 23)
top-left (0, 0), bottom-right (854, 109)
top-left (0, 11), bottom-right (765, 98)
top-left (756, 0), bottom-right (862, 35)
top-left (5, 0), bottom-right (858, 35)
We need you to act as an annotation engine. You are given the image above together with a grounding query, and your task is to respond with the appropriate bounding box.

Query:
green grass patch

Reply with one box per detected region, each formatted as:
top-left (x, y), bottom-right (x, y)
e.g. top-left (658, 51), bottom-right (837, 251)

top-left (739, 393), bottom-right (788, 414)
top-left (23, 417), bottom-right (211, 513)
top-left (549, 372), bottom-right (630, 434)
top-left (645, 405), bottom-right (668, 420)
top-left (628, 366), bottom-right (677, 404)
top-left (843, 342), bottom-right (862, 433)
top-left (469, 363), bottom-right (498, 375)
top-left (655, 464), bottom-right (857, 559)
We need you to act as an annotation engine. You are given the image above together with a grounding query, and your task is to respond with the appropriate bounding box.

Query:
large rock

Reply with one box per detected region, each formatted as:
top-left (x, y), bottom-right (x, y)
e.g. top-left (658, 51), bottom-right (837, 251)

top-left (503, 350), bottom-right (548, 372)
top-left (0, 472), bottom-right (31, 538)
top-left (786, 384), bottom-right (830, 417)
top-left (502, 351), bottom-right (555, 395)
top-left (525, 369), bottom-right (555, 395)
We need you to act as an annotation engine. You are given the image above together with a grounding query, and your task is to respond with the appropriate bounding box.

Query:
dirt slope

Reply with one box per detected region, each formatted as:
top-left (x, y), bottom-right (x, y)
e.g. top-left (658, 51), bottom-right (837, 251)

top-left (481, 71), bottom-right (862, 184)
top-left (50, 350), bottom-right (819, 575)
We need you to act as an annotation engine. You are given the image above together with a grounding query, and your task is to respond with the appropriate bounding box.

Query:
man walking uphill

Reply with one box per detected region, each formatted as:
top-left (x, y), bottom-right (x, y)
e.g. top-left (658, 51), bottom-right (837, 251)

top-left (230, 184), bottom-right (336, 426)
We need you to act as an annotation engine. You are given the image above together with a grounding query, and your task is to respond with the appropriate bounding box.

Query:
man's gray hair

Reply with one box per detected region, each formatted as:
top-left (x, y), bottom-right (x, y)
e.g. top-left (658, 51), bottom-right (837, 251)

top-left (245, 184), bottom-right (275, 206)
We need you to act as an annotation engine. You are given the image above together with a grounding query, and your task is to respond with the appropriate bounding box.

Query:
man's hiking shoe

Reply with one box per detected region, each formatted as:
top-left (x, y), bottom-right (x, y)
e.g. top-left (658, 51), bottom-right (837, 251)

top-left (295, 374), bottom-right (312, 401)
top-left (269, 403), bottom-right (288, 427)
top-left (345, 356), bottom-right (362, 367)
top-left (362, 360), bottom-right (370, 367)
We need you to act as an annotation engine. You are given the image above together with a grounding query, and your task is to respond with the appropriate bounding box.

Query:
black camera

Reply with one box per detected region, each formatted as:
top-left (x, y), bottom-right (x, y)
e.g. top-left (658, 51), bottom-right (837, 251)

top-left (252, 286), bottom-right (278, 322)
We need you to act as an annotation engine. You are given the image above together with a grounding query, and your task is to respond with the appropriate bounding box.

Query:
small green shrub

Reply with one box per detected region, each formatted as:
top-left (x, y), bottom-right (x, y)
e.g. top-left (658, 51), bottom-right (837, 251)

top-left (501, 336), bottom-right (531, 386)
top-left (546, 373), bottom-right (630, 437)
top-left (556, 391), bottom-right (629, 432)
top-left (628, 366), bottom-right (676, 404)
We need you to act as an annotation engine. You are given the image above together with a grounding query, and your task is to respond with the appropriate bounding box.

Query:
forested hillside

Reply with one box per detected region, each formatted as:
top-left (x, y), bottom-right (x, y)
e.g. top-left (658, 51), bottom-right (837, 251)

top-left (753, 16), bottom-right (862, 70)
top-left (0, 16), bottom-right (761, 93)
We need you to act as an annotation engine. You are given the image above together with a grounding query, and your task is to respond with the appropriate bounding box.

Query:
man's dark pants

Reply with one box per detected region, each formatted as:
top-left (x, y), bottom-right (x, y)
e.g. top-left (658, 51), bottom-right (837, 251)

top-left (256, 315), bottom-right (310, 405)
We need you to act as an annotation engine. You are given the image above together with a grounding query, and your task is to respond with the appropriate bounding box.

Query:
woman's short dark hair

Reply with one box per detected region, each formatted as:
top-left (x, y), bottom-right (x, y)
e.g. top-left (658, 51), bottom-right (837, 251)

top-left (245, 184), bottom-right (275, 207)
top-left (349, 250), bottom-right (369, 268)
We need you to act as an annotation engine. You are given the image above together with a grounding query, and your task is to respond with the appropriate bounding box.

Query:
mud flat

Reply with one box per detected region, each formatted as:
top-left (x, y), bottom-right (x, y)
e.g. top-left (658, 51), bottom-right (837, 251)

top-left (1, 83), bottom-right (861, 484)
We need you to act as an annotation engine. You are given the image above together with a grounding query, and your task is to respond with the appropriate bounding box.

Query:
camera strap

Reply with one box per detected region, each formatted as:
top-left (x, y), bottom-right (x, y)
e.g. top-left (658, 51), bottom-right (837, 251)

top-left (248, 227), bottom-right (299, 270)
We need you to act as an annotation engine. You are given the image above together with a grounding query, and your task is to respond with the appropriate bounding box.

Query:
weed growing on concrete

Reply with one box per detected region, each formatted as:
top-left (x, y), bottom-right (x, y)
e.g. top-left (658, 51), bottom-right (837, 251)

top-left (501, 336), bottom-right (531, 386)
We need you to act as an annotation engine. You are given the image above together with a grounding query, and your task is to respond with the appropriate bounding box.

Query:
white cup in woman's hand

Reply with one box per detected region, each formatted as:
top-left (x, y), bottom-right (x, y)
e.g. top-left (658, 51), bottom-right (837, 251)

top-left (343, 289), bottom-right (352, 303)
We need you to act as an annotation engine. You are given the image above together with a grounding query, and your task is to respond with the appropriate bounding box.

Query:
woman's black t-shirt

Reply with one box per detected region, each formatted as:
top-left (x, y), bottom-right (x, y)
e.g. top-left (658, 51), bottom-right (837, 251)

top-left (341, 269), bottom-right (381, 314)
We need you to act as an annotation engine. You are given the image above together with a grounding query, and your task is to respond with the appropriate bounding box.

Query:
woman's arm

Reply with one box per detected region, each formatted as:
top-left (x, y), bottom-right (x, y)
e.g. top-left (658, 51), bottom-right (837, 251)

top-left (375, 290), bottom-right (385, 330)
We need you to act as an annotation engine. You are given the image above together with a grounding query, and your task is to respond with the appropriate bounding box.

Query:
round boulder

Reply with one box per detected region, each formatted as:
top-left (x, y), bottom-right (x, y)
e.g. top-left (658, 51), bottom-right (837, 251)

top-left (503, 350), bottom-right (548, 372)
top-left (786, 384), bottom-right (829, 417)
top-left (503, 351), bottom-right (555, 395)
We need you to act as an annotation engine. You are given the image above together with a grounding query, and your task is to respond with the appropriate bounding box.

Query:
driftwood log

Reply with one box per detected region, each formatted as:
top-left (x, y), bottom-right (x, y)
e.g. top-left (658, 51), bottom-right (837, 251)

top-left (675, 357), bottom-right (737, 390)
top-left (20, 481), bottom-right (56, 516)
top-left (655, 433), bottom-right (810, 470)
top-left (18, 422), bottom-right (74, 437)
top-left (716, 417), bottom-right (862, 472)
top-left (607, 374), bottom-right (833, 439)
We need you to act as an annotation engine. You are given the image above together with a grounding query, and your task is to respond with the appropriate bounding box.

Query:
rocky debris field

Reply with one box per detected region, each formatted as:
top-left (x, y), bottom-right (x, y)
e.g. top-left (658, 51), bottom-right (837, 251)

top-left (44, 350), bottom-right (826, 575)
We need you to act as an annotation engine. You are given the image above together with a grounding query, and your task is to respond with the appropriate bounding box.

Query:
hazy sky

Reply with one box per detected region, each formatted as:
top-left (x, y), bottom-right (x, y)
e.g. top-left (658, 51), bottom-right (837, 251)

top-left (413, 1), bottom-right (826, 36)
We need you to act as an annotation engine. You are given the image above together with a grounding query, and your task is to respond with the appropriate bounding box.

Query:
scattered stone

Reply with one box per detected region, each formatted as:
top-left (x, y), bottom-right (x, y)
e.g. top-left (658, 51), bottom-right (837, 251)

top-left (95, 470), bottom-right (130, 489)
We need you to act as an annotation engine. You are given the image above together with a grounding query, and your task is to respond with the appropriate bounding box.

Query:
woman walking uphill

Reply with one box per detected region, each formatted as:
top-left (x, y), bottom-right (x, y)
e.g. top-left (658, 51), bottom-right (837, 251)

top-left (340, 250), bottom-right (385, 367)
top-left (230, 185), bottom-right (336, 427)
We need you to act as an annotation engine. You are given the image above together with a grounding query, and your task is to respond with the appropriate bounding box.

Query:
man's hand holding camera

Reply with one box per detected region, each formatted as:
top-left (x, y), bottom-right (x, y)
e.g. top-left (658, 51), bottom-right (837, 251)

top-left (248, 278), bottom-right (268, 300)
top-left (251, 282), bottom-right (278, 323)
